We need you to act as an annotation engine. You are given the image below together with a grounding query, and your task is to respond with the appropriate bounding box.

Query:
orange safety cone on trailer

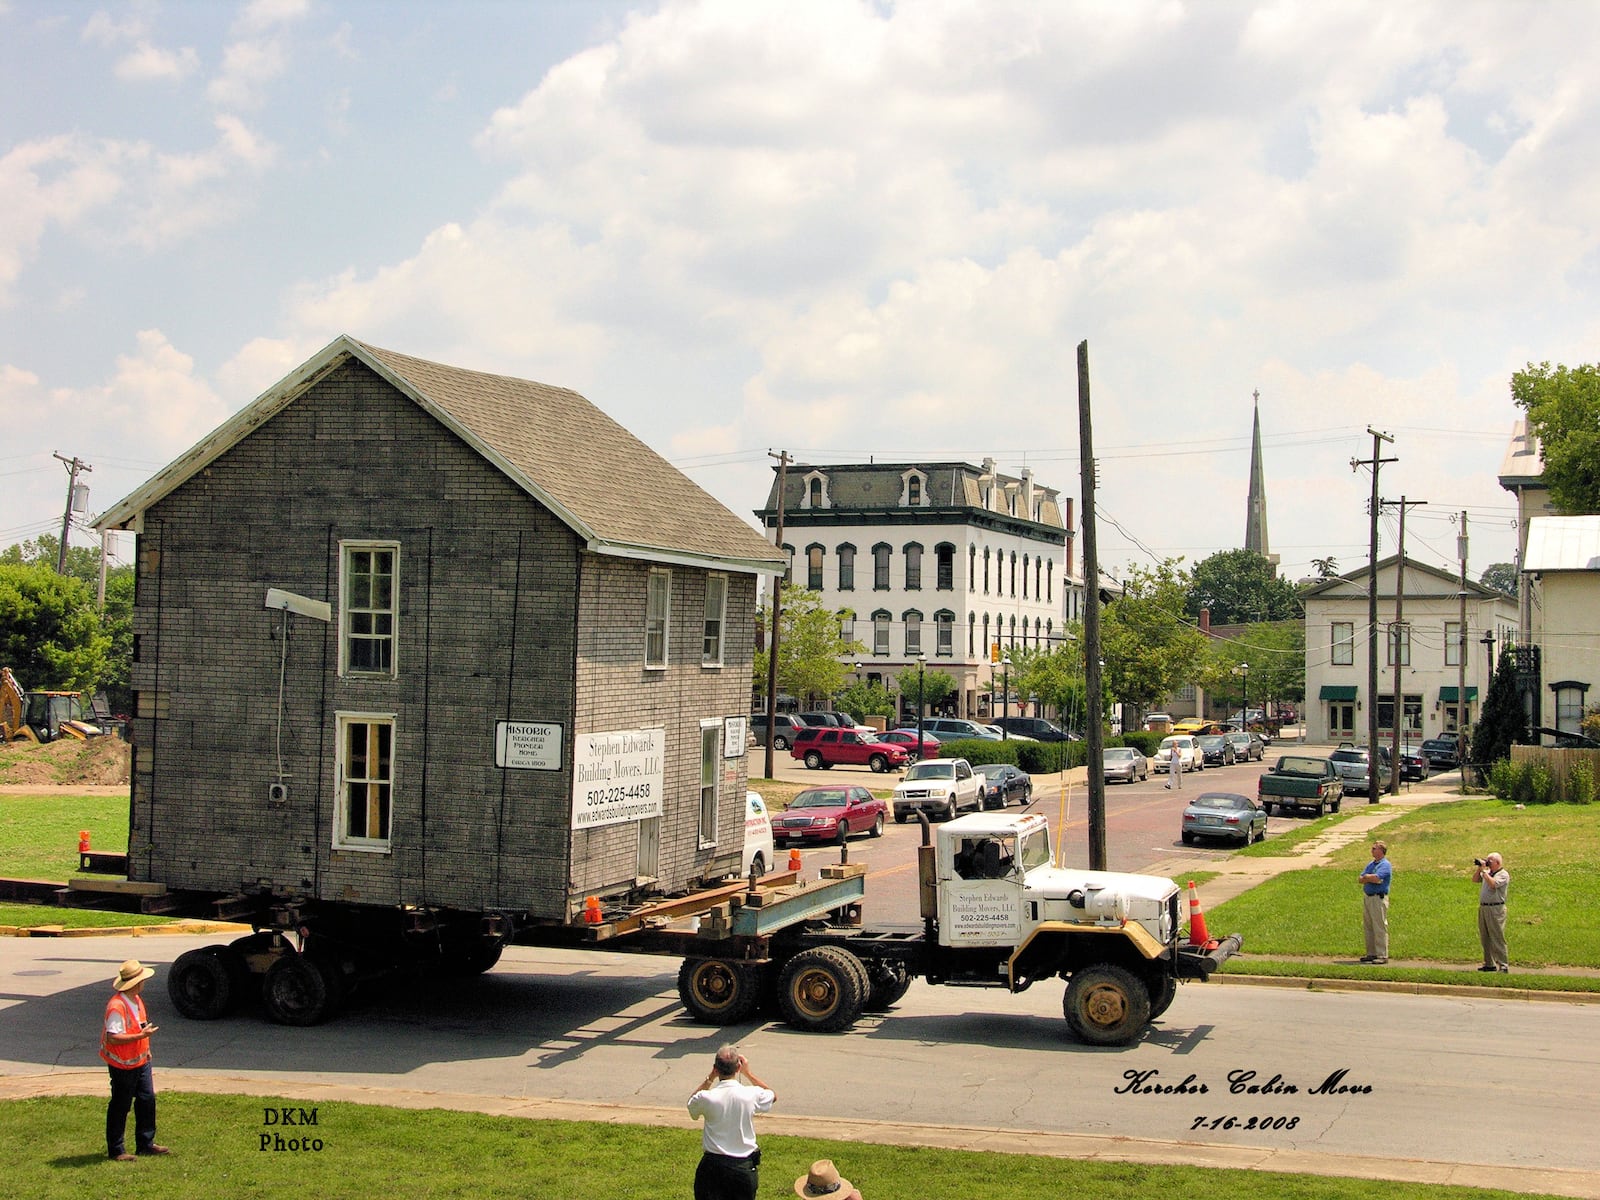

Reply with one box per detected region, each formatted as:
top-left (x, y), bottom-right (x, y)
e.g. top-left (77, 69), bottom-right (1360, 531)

top-left (787, 848), bottom-right (803, 873)
top-left (79, 830), bottom-right (91, 853)
top-left (1186, 880), bottom-right (1216, 948)
top-left (582, 896), bottom-right (602, 925)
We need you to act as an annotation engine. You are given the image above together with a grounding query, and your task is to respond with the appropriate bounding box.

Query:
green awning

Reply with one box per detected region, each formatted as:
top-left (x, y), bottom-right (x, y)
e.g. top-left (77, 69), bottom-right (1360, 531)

top-left (1439, 686), bottom-right (1479, 703)
top-left (1319, 685), bottom-right (1358, 701)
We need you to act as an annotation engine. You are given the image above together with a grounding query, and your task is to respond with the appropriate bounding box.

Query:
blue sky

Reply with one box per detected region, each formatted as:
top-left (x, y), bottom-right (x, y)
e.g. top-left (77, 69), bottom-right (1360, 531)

top-left (7, 0), bottom-right (1598, 586)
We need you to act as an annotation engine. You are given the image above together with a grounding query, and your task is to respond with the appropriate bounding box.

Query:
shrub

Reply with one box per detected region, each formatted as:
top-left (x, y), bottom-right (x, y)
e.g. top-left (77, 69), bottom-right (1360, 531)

top-left (1564, 758), bottom-right (1595, 806)
top-left (1527, 762), bottom-right (1554, 804)
top-left (1487, 759), bottom-right (1517, 799)
top-left (1120, 731), bottom-right (1164, 757)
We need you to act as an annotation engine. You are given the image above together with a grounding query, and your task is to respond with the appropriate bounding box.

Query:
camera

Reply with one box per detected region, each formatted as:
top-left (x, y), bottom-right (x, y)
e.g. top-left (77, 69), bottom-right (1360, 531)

top-left (1473, 857), bottom-right (1485, 867)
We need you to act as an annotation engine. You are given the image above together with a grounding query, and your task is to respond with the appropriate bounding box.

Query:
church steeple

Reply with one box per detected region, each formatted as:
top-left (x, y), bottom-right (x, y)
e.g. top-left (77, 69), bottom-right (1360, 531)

top-left (1245, 390), bottom-right (1272, 562)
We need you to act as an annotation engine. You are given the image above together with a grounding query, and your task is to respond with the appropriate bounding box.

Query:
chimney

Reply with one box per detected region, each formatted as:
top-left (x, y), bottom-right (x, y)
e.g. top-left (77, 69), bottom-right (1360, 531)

top-left (1200, 608), bottom-right (1211, 633)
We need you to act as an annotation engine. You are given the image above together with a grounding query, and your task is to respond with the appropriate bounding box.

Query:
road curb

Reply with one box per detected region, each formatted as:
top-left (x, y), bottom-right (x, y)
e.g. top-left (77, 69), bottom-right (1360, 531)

top-left (1213, 971), bottom-right (1600, 1004)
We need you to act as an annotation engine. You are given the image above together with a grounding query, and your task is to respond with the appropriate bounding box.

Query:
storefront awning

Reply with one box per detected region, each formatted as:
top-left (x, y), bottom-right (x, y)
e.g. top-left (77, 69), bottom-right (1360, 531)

top-left (1439, 686), bottom-right (1479, 703)
top-left (1319, 684), bottom-right (1358, 701)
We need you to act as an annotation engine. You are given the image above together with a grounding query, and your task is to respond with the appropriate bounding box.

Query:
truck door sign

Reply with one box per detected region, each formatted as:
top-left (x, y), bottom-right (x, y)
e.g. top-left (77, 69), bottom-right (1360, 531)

top-left (945, 834), bottom-right (1024, 943)
top-left (572, 728), bottom-right (665, 830)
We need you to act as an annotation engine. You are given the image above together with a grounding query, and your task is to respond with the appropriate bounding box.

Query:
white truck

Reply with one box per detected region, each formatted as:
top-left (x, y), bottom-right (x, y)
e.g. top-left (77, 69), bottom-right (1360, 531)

top-left (892, 757), bottom-right (981, 822)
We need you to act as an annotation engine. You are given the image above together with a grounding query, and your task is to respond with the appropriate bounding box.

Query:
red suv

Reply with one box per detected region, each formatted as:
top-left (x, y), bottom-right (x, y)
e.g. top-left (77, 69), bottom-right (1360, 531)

top-left (790, 726), bottom-right (909, 773)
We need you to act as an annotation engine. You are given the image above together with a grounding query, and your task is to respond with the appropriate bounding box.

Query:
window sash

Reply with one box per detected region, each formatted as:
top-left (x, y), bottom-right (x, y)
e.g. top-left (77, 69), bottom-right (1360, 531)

top-left (646, 570), bottom-right (671, 667)
top-left (873, 615), bottom-right (890, 656)
top-left (807, 546), bottom-right (824, 590)
top-left (905, 545), bottom-right (922, 590)
top-left (336, 715), bottom-right (393, 850)
top-left (838, 546), bottom-right (855, 590)
top-left (936, 614), bottom-right (954, 656)
top-left (1332, 622), bottom-right (1354, 666)
top-left (699, 724), bottom-right (719, 846)
top-left (905, 616), bottom-right (923, 656)
top-left (873, 546), bottom-right (890, 589)
top-left (343, 544), bottom-right (398, 676)
top-left (1386, 625), bottom-right (1411, 667)
top-left (702, 575), bottom-right (727, 666)
top-left (1444, 621), bottom-right (1462, 667)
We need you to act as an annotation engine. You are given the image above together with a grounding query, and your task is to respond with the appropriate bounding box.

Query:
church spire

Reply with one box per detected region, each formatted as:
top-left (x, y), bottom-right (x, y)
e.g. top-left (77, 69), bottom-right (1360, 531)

top-left (1245, 390), bottom-right (1271, 559)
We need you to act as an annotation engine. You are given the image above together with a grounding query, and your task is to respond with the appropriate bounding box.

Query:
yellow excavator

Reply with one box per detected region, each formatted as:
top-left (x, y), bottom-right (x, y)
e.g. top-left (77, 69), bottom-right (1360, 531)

top-left (2, 667), bottom-right (105, 742)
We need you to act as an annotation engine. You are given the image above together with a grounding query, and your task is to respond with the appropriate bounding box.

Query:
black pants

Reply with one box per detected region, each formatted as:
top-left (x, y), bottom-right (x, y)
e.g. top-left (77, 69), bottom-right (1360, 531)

top-left (106, 1062), bottom-right (157, 1157)
top-left (694, 1149), bottom-right (758, 1200)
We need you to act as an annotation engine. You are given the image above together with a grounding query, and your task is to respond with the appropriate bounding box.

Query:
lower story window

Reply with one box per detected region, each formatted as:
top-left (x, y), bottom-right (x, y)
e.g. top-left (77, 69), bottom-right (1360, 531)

top-left (336, 713), bottom-right (394, 851)
top-left (699, 723), bottom-right (719, 847)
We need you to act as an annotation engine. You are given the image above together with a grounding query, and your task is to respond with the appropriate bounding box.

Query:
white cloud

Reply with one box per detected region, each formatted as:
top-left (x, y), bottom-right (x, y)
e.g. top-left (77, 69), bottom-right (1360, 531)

top-left (207, 0), bottom-right (310, 109)
top-left (82, 8), bottom-right (200, 83)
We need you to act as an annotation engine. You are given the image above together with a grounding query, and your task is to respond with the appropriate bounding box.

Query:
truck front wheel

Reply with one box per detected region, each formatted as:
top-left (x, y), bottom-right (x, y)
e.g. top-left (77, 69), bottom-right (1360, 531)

top-left (863, 960), bottom-right (912, 1011)
top-left (168, 946), bottom-right (242, 1020)
top-left (1063, 964), bottom-right (1152, 1046)
top-left (678, 957), bottom-right (760, 1025)
top-left (1148, 974), bottom-right (1178, 1020)
top-left (777, 947), bottom-right (867, 1033)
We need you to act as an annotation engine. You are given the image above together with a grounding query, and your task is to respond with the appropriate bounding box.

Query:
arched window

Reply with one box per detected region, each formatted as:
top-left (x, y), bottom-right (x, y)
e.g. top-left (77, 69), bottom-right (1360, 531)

top-left (935, 610), bottom-right (955, 657)
top-left (968, 611), bottom-right (976, 656)
top-left (781, 543), bottom-right (794, 584)
top-left (983, 547), bottom-right (991, 593)
top-left (904, 542), bottom-right (923, 590)
top-left (1046, 560), bottom-right (1053, 602)
top-left (872, 610), bottom-right (891, 656)
top-left (903, 609), bottom-right (924, 657)
top-left (1009, 551), bottom-right (1017, 596)
top-left (806, 543), bottom-right (824, 591)
top-left (837, 543), bottom-right (856, 591)
top-left (935, 542), bottom-right (955, 590)
top-left (1022, 554), bottom-right (1029, 599)
top-left (969, 545), bottom-right (976, 589)
top-left (873, 543), bottom-right (891, 590)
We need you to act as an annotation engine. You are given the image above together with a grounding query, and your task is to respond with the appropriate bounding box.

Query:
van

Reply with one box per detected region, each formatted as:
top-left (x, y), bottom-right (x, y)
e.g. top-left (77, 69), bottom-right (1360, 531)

top-left (742, 792), bottom-right (775, 879)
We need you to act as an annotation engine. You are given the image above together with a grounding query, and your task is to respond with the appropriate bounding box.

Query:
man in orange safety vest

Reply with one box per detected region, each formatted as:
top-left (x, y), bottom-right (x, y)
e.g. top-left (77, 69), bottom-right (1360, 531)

top-left (101, 959), bottom-right (170, 1161)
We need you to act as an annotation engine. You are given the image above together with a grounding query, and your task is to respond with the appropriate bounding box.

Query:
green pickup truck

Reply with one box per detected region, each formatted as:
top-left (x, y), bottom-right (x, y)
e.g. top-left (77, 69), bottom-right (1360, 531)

top-left (1256, 754), bottom-right (1345, 817)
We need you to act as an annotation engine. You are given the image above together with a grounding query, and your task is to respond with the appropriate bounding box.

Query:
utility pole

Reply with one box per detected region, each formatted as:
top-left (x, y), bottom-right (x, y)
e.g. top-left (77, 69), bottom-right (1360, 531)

top-left (53, 452), bottom-right (92, 574)
top-left (1351, 429), bottom-right (1396, 803)
top-left (1077, 340), bottom-right (1107, 871)
top-left (761, 451), bottom-right (791, 781)
top-left (1383, 496), bottom-right (1426, 793)
top-left (1457, 511), bottom-right (1469, 796)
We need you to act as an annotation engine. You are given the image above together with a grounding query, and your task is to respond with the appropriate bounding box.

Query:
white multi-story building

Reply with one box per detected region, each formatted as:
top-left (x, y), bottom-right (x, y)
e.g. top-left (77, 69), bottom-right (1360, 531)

top-left (757, 459), bottom-right (1073, 719)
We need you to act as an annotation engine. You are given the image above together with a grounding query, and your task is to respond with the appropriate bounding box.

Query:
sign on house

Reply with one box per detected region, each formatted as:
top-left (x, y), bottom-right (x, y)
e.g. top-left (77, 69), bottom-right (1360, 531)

top-left (572, 728), bottom-right (665, 830)
top-left (495, 721), bottom-right (563, 770)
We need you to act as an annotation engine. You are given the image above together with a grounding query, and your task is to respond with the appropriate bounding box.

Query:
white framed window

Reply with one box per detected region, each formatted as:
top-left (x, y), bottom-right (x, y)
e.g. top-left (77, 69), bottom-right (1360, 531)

top-left (873, 543), bottom-right (891, 589)
top-left (646, 569), bottom-right (671, 668)
top-left (702, 574), bottom-right (727, 666)
top-left (1444, 620), bottom-right (1462, 667)
top-left (1332, 621), bottom-right (1354, 666)
top-left (334, 712), bottom-right (394, 852)
top-left (699, 721), bottom-right (719, 847)
top-left (341, 542), bottom-right (399, 677)
top-left (1386, 623), bottom-right (1411, 667)
top-left (838, 544), bottom-right (855, 591)
top-left (872, 611), bottom-right (890, 656)
top-left (904, 543), bottom-right (923, 590)
top-left (806, 544), bottom-right (825, 590)
top-left (935, 611), bottom-right (954, 657)
top-left (1552, 682), bottom-right (1588, 734)
top-left (904, 610), bottom-right (923, 656)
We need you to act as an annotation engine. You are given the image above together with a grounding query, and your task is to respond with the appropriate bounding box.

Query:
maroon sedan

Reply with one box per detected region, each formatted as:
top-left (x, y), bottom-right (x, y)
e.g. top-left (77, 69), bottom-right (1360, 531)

top-left (877, 728), bottom-right (941, 762)
top-left (770, 785), bottom-right (888, 847)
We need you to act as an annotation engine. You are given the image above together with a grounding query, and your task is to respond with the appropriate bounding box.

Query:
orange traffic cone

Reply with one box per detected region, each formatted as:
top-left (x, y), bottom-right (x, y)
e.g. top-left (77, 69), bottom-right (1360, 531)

top-left (79, 830), bottom-right (91, 853)
top-left (787, 848), bottom-right (803, 873)
top-left (1186, 881), bottom-right (1215, 948)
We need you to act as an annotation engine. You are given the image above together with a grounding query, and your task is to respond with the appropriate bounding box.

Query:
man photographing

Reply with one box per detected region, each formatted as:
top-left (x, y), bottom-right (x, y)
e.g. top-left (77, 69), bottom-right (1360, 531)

top-left (1473, 852), bottom-right (1510, 972)
top-left (687, 1044), bottom-right (776, 1200)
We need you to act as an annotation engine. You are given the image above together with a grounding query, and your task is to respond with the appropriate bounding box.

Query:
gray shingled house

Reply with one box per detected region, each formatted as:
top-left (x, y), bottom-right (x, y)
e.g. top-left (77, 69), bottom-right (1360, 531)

top-left (96, 335), bottom-right (783, 936)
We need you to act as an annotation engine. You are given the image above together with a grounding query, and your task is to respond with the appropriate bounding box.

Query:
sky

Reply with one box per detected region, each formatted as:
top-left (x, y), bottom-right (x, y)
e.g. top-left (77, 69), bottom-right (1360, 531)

top-left (6, 0), bottom-right (1597, 590)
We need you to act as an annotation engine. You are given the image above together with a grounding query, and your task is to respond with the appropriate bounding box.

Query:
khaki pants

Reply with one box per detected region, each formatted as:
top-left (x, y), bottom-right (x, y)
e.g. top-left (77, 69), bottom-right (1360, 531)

top-left (1362, 892), bottom-right (1388, 959)
top-left (1478, 903), bottom-right (1508, 969)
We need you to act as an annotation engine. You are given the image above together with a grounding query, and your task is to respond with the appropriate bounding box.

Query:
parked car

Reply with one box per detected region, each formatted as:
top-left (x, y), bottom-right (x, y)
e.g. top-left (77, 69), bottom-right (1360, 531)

top-left (877, 728), bottom-right (941, 762)
top-left (1329, 745), bottom-right (1392, 796)
top-left (742, 791), bottom-right (775, 878)
top-left (1224, 731), bottom-right (1265, 762)
top-left (992, 716), bottom-right (1074, 742)
top-left (892, 757), bottom-right (980, 821)
top-left (1154, 735), bottom-right (1205, 773)
top-left (797, 711), bottom-right (859, 729)
top-left (790, 726), bottom-right (910, 773)
top-left (1196, 734), bottom-right (1236, 767)
top-left (770, 785), bottom-right (887, 847)
top-left (974, 763), bottom-right (1033, 808)
top-left (750, 712), bottom-right (808, 751)
top-left (922, 717), bottom-right (1002, 742)
top-left (1258, 754), bottom-right (1344, 816)
top-left (1420, 734), bottom-right (1462, 768)
top-left (1103, 746), bottom-right (1149, 784)
top-left (1398, 744), bottom-right (1429, 782)
top-left (1181, 791), bottom-right (1267, 846)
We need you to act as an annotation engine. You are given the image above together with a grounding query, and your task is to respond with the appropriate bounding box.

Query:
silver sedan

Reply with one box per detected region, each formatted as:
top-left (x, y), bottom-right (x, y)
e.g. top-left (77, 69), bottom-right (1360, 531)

top-left (1102, 747), bottom-right (1149, 784)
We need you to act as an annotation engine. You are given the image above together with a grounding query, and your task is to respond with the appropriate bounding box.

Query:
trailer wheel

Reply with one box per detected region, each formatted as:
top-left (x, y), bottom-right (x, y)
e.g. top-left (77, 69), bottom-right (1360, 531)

top-left (778, 947), bottom-right (867, 1032)
top-left (442, 938), bottom-right (505, 977)
top-left (679, 958), bottom-right (761, 1025)
top-left (168, 946), bottom-right (240, 1020)
top-left (1148, 974), bottom-right (1178, 1020)
top-left (262, 953), bottom-right (336, 1026)
top-left (1062, 964), bottom-right (1151, 1046)
top-left (862, 960), bottom-right (912, 1011)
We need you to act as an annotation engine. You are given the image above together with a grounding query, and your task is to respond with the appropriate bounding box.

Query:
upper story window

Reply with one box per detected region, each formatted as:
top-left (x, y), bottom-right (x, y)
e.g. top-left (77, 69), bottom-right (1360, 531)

top-left (936, 543), bottom-right (954, 590)
top-left (1332, 621), bottom-right (1355, 666)
top-left (646, 568), bottom-right (671, 669)
top-left (1021, 554), bottom-right (1029, 598)
top-left (780, 544), bottom-right (794, 585)
top-left (802, 471), bottom-right (829, 509)
top-left (968, 545), bottom-right (976, 589)
top-left (1035, 558), bottom-right (1043, 598)
top-left (904, 610), bottom-right (924, 656)
top-left (1046, 561), bottom-right (1053, 602)
top-left (702, 574), bottom-right (727, 667)
top-left (838, 611), bottom-right (855, 643)
top-left (900, 470), bottom-right (927, 506)
top-left (341, 542), bottom-right (398, 677)
top-left (983, 547), bottom-right (991, 593)
top-left (1009, 551), bottom-right (1017, 596)
top-left (335, 712), bottom-right (394, 852)
top-left (806, 544), bottom-right (825, 591)
top-left (904, 543), bottom-right (923, 590)
top-left (935, 610), bottom-right (954, 657)
top-left (968, 611), bottom-right (976, 656)
top-left (1386, 622), bottom-right (1411, 667)
top-left (1444, 620), bottom-right (1462, 667)
top-left (837, 544), bottom-right (856, 591)
top-left (1552, 681), bottom-right (1589, 734)
top-left (873, 543), bottom-right (891, 590)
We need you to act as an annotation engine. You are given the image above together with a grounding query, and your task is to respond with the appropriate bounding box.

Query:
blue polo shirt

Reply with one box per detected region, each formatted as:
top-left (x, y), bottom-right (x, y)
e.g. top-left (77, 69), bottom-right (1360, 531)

top-left (1362, 857), bottom-right (1392, 896)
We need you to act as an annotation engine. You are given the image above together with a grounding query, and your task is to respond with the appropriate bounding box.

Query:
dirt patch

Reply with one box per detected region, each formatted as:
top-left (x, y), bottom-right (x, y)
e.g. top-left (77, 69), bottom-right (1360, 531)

top-left (0, 735), bottom-right (131, 786)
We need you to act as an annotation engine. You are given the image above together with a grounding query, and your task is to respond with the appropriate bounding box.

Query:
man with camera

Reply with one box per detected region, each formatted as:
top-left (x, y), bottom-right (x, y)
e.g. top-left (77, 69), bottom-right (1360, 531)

top-left (1472, 852), bottom-right (1510, 972)
top-left (687, 1044), bottom-right (776, 1200)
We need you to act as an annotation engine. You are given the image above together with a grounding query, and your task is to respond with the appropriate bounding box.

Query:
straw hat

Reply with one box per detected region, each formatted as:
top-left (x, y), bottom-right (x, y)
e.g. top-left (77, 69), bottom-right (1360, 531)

top-left (112, 959), bottom-right (155, 992)
top-left (795, 1160), bottom-right (858, 1198)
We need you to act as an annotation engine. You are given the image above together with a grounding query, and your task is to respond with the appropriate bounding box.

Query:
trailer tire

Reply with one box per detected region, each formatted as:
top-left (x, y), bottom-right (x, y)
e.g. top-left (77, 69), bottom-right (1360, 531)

top-left (863, 960), bottom-right (912, 1011)
top-left (1063, 964), bottom-right (1151, 1046)
top-left (262, 953), bottom-right (336, 1026)
top-left (678, 958), bottom-right (761, 1025)
top-left (778, 947), bottom-right (867, 1033)
top-left (168, 946), bottom-right (240, 1020)
top-left (442, 938), bottom-right (505, 977)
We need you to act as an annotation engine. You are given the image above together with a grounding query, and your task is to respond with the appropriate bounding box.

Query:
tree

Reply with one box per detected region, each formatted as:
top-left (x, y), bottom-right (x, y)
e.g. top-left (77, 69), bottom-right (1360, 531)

top-left (1100, 559), bottom-right (1210, 717)
top-left (1185, 549), bottom-right (1302, 624)
top-left (835, 678), bottom-right (895, 723)
top-left (1511, 361), bottom-right (1600, 515)
top-left (0, 563), bottom-right (111, 691)
top-left (1479, 562), bottom-right (1519, 598)
top-left (1311, 557), bottom-right (1339, 580)
top-left (1202, 621), bottom-right (1305, 719)
top-left (0, 534), bottom-right (104, 587)
top-left (753, 584), bottom-right (864, 708)
top-left (894, 665), bottom-right (956, 720)
top-left (1473, 647), bottom-right (1529, 766)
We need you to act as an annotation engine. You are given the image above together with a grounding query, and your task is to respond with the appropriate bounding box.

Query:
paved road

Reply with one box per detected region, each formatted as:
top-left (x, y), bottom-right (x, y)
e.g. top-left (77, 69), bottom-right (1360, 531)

top-left (4, 932), bottom-right (1597, 1197)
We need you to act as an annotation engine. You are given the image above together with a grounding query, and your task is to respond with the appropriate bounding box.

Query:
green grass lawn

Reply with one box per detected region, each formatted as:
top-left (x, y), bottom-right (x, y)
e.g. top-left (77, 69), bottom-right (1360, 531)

top-left (0, 1094), bottom-right (1553, 1200)
top-left (1212, 799), bottom-right (1600, 969)
top-left (1, 792), bottom-right (129, 880)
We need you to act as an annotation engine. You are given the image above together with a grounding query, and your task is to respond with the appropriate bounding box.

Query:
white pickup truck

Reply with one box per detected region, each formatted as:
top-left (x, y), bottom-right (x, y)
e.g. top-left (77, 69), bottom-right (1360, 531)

top-left (893, 757), bottom-right (980, 822)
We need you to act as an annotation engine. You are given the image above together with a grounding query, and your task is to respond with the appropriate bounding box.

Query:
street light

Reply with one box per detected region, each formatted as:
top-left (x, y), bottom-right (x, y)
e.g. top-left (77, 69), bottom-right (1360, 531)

top-left (1236, 662), bottom-right (1250, 730)
top-left (1000, 654), bottom-right (1011, 738)
top-left (915, 651), bottom-right (927, 753)
top-left (1481, 629), bottom-right (1496, 682)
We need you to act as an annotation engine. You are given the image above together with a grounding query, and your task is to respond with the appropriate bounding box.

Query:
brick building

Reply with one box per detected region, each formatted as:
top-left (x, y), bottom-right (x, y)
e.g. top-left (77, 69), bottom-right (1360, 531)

top-left (95, 336), bottom-right (783, 924)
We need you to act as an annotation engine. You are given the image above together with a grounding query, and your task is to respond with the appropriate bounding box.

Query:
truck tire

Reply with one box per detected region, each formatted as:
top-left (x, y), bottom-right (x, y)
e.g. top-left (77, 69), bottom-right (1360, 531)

top-left (868, 754), bottom-right (889, 773)
top-left (869, 813), bottom-right (884, 838)
top-left (894, 810), bottom-right (908, 824)
top-left (1148, 974), bottom-right (1178, 1020)
top-left (777, 946), bottom-right (867, 1033)
top-left (262, 953), bottom-right (337, 1027)
top-left (863, 960), bottom-right (912, 1011)
top-left (678, 958), bottom-right (760, 1025)
top-left (804, 750), bottom-right (824, 769)
top-left (168, 946), bottom-right (241, 1020)
top-left (1063, 964), bottom-right (1152, 1046)
top-left (944, 799), bottom-right (956, 822)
